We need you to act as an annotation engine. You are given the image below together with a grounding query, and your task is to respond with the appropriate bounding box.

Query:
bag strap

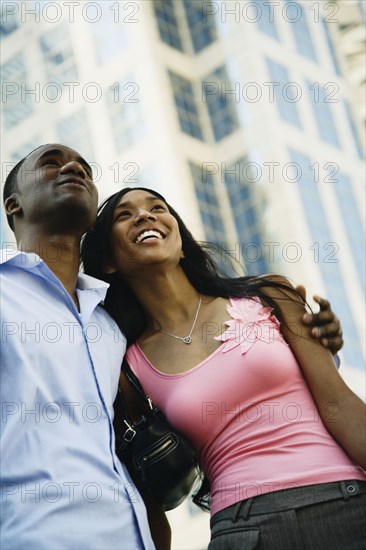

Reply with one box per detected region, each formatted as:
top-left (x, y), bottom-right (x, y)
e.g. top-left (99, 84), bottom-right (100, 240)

top-left (122, 359), bottom-right (155, 411)
top-left (115, 381), bottom-right (137, 448)
top-left (115, 360), bottom-right (154, 450)
top-left (122, 359), bottom-right (147, 399)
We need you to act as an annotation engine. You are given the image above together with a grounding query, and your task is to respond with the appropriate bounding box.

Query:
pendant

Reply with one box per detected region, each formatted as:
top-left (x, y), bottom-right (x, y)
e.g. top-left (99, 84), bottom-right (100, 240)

top-left (183, 336), bottom-right (192, 344)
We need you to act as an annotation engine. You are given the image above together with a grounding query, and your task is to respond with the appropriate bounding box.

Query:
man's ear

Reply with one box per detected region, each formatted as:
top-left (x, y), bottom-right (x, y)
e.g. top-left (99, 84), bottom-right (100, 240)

top-left (4, 194), bottom-right (22, 217)
top-left (104, 263), bottom-right (117, 274)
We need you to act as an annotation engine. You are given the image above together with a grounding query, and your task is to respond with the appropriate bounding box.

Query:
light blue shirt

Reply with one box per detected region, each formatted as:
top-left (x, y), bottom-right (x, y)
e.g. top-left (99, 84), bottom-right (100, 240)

top-left (0, 249), bottom-right (154, 550)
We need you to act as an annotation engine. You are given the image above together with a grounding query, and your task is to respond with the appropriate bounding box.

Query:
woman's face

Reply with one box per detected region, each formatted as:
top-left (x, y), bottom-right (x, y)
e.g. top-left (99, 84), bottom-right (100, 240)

top-left (107, 189), bottom-right (183, 277)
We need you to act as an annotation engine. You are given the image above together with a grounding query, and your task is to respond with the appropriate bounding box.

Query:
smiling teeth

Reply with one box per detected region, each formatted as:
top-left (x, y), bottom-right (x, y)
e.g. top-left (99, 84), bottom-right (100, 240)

top-left (135, 230), bottom-right (163, 244)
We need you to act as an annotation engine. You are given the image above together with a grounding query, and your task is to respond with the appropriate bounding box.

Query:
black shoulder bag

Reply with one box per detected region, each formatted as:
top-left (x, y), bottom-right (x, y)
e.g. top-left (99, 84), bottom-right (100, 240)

top-left (114, 360), bottom-right (199, 510)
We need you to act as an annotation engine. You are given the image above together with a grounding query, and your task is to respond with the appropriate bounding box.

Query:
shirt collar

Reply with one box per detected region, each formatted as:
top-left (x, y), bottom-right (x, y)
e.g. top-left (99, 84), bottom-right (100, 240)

top-left (0, 248), bottom-right (109, 296)
top-left (0, 247), bottom-right (40, 267)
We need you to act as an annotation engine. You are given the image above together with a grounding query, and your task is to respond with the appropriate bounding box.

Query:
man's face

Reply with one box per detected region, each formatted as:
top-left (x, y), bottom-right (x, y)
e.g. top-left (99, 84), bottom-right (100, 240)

top-left (9, 144), bottom-right (98, 233)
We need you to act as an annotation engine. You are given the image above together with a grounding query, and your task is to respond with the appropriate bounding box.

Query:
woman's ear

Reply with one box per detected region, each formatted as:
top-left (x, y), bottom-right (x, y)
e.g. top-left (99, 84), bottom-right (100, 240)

top-left (4, 194), bottom-right (22, 218)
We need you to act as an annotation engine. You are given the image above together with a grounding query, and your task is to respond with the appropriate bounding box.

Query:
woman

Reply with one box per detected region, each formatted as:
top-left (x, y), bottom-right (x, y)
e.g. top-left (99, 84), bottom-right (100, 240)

top-left (82, 187), bottom-right (365, 549)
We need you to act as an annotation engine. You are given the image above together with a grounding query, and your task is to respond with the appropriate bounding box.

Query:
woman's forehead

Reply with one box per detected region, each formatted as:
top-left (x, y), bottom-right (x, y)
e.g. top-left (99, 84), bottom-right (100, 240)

top-left (115, 189), bottom-right (165, 207)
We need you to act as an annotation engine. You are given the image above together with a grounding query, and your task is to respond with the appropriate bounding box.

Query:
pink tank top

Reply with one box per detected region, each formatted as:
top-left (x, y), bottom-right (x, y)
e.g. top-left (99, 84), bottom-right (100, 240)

top-left (126, 297), bottom-right (365, 515)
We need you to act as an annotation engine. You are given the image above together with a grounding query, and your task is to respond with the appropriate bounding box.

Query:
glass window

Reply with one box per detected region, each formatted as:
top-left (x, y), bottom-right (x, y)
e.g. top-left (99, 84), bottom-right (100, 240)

top-left (202, 66), bottom-right (239, 141)
top-left (266, 58), bottom-right (302, 128)
top-left (189, 161), bottom-right (225, 243)
top-left (1, 52), bottom-right (34, 128)
top-left (256, 0), bottom-right (279, 40)
top-left (190, 160), bottom-right (237, 275)
top-left (153, 0), bottom-right (184, 51)
top-left (106, 76), bottom-right (146, 153)
top-left (321, 18), bottom-right (341, 75)
top-left (57, 108), bottom-right (94, 161)
top-left (288, 148), bottom-right (364, 371)
top-left (40, 23), bottom-right (78, 84)
top-left (360, 0), bottom-right (366, 24)
top-left (343, 100), bottom-right (364, 159)
top-left (0, 3), bottom-right (18, 38)
top-left (224, 157), bottom-right (269, 275)
top-left (169, 71), bottom-right (204, 140)
top-left (91, 7), bottom-right (128, 64)
top-left (332, 170), bottom-right (365, 293)
top-left (285, 1), bottom-right (317, 62)
top-left (306, 79), bottom-right (340, 147)
top-left (183, 0), bottom-right (217, 52)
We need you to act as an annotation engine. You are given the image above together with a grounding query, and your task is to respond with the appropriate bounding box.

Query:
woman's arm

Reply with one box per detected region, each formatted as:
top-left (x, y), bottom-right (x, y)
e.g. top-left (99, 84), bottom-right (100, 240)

top-left (139, 491), bottom-right (172, 550)
top-left (263, 275), bottom-right (365, 470)
top-left (114, 371), bottom-right (172, 549)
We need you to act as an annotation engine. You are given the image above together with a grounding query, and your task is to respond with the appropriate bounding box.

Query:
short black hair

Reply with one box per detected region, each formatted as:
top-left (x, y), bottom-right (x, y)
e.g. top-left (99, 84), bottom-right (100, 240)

top-left (3, 145), bottom-right (44, 231)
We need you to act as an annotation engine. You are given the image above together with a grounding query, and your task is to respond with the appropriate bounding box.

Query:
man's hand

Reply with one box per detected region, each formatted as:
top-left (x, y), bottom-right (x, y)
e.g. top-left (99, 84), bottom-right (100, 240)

top-left (295, 285), bottom-right (343, 355)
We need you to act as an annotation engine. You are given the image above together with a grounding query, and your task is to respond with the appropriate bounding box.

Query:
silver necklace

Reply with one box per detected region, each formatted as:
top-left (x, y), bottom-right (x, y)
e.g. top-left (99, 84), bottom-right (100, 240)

top-left (158, 296), bottom-right (202, 344)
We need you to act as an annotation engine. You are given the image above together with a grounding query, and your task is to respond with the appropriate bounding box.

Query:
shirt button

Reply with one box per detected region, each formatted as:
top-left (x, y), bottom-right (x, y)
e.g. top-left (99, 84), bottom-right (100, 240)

top-left (346, 484), bottom-right (356, 494)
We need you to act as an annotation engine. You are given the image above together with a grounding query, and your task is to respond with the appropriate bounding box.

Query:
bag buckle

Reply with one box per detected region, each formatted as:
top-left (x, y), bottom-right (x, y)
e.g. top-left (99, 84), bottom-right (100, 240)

top-left (123, 420), bottom-right (136, 443)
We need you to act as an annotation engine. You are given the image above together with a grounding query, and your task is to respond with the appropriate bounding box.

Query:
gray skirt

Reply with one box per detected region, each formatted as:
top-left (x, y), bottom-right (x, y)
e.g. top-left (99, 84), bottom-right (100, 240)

top-left (208, 480), bottom-right (366, 550)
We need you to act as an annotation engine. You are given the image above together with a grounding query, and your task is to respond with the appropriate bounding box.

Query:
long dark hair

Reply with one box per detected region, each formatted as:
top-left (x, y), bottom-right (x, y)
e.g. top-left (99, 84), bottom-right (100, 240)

top-left (81, 186), bottom-right (307, 510)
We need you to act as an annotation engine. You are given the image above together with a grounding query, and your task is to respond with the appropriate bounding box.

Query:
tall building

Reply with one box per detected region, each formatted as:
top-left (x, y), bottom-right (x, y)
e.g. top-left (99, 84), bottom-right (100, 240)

top-left (333, 0), bottom-right (366, 126)
top-left (1, 1), bottom-right (365, 548)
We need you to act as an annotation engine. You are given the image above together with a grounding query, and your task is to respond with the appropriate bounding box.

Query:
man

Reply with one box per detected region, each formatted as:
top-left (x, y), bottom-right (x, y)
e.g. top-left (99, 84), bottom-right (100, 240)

top-left (0, 144), bottom-right (157, 549)
top-left (0, 143), bottom-right (343, 550)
